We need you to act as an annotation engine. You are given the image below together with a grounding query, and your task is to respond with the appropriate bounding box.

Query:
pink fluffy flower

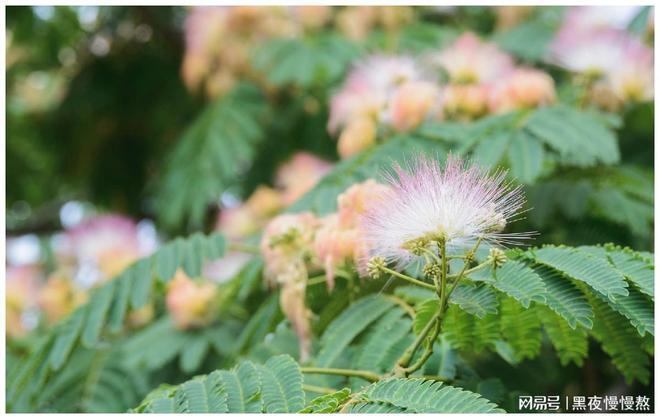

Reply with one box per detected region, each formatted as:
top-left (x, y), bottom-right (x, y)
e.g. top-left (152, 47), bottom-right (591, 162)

top-left (166, 270), bottom-right (218, 330)
top-left (489, 68), bottom-right (556, 113)
top-left (561, 6), bottom-right (644, 33)
top-left (66, 215), bottom-right (154, 283)
top-left (429, 32), bottom-right (515, 84)
top-left (328, 55), bottom-right (435, 134)
top-left (276, 152), bottom-right (333, 205)
top-left (360, 155), bottom-right (530, 268)
top-left (548, 28), bottom-right (653, 102)
top-left (314, 180), bottom-right (392, 285)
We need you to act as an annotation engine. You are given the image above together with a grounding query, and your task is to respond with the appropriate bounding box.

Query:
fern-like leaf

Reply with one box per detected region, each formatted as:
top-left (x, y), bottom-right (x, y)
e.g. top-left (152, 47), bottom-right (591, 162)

top-left (533, 245), bottom-right (628, 301)
top-left (491, 260), bottom-right (547, 308)
top-left (315, 295), bottom-right (396, 367)
top-left (258, 354), bottom-right (305, 413)
top-left (351, 378), bottom-right (504, 413)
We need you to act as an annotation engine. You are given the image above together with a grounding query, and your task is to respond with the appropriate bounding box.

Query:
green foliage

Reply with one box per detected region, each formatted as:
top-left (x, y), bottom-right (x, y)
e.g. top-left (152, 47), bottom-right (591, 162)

top-left (315, 295), bottom-right (396, 367)
top-left (490, 260), bottom-right (547, 308)
top-left (7, 232), bottom-right (228, 411)
top-left (134, 355), bottom-right (304, 413)
top-left (532, 245), bottom-right (629, 301)
top-left (300, 388), bottom-right (352, 413)
top-left (252, 34), bottom-right (361, 89)
top-left (156, 84), bottom-right (269, 229)
top-left (347, 378), bottom-right (504, 413)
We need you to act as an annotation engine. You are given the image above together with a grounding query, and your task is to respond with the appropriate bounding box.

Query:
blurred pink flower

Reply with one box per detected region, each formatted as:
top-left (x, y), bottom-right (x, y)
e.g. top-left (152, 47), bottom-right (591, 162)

top-left (489, 68), bottom-right (556, 113)
top-left (548, 27), bottom-right (653, 102)
top-left (67, 214), bottom-right (153, 282)
top-left (6, 265), bottom-right (41, 338)
top-left (441, 83), bottom-right (491, 120)
top-left (430, 32), bottom-right (515, 84)
top-left (166, 270), bottom-right (218, 330)
top-left (314, 180), bottom-right (392, 284)
top-left (276, 152), bottom-right (333, 205)
top-left (562, 6), bottom-right (645, 33)
top-left (388, 80), bottom-right (442, 131)
top-left (259, 212), bottom-right (320, 361)
top-left (328, 55), bottom-right (434, 134)
top-left (337, 117), bottom-right (377, 158)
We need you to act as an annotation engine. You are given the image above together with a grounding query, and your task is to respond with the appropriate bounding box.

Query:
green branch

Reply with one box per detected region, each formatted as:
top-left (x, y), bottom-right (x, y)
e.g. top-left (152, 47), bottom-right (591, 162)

top-left (301, 367), bottom-right (380, 382)
top-left (380, 267), bottom-right (436, 291)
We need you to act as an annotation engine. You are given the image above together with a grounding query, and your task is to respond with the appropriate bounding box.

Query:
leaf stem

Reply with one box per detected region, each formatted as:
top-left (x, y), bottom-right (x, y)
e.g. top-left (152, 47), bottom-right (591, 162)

top-left (300, 367), bottom-right (380, 382)
top-left (380, 267), bottom-right (435, 291)
top-left (302, 383), bottom-right (339, 394)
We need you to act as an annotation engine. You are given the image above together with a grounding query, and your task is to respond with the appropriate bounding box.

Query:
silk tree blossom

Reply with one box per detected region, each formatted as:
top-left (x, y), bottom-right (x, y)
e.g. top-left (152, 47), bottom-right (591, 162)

top-left (6, 265), bottom-right (41, 338)
top-left (548, 20), bottom-right (653, 103)
top-left (260, 213), bottom-right (320, 361)
top-left (314, 180), bottom-right (392, 286)
top-left (276, 152), bottom-right (333, 205)
top-left (561, 6), bottom-right (645, 33)
top-left (429, 32), bottom-right (514, 84)
top-left (65, 214), bottom-right (156, 286)
top-left (489, 68), bottom-right (556, 113)
top-left (360, 155), bottom-right (530, 269)
top-left (166, 270), bottom-right (218, 330)
top-left (328, 55), bottom-right (439, 139)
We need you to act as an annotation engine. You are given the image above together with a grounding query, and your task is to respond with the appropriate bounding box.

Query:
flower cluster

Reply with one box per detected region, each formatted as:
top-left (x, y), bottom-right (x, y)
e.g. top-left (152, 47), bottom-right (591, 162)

top-left (259, 180), bottom-right (391, 359)
top-left (182, 6), bottom-right (414, 98)
top-left (216, 152), bottom-right (332, 240)
top-left (166, 270), bottom-right (218, 330)
top-left (6, 214), bottom-right (159, 333)
top-left (328, 32), bottom-right (557, 157)
top-left (429, 32), bottom-right (556, 120)
top-left (328, 55), bottom-right (441, 158)
top-left (548, 6), bottom-right (653, 108)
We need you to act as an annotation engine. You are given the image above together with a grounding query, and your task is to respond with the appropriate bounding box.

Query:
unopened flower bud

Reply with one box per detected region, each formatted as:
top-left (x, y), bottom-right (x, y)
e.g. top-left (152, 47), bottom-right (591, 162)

top-left (423, 263), bottom-right (441, 280)
top-left (488, 248), bottom-right (507, 268)
top-left (366, 256), bottom-right (386, 279)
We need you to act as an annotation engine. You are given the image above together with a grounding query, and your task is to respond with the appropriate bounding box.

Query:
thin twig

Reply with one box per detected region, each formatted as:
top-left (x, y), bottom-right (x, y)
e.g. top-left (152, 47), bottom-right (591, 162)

top-left (301, 367), bottom-right (380, 382)
top-left (303, 383), bottom-right (339, 394)
top-left (380, 267), bottom-right (435, 291)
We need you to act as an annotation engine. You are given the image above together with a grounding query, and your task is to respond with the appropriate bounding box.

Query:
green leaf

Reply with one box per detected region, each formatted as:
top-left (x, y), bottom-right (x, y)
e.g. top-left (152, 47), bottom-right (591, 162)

top-left (413, 299), bottom-right (439, 334)
top-left (472, 130), bottom-right (510, 168)
top-left (533, 266), bottom-right (593, 329)
top-left (524, 106), bottom-right (620, 167)
top-left (540, 307), bottom-right (588, 366)
top-left (49, 309), bottom-right (86, 369)
top-left (533, 245), bottom-right (629, 301)
top-left (607, 248), bottom-right (654, 297)
top-left (352, 378), bottom-right (504, 413)
top-left (156, 84), bottom-right (268, 229)
top-left (499, 297), bottom-right (542, 361)
top-left (352, 307), bottom-right (411, 377)
top-left (393, 286), bottom-right (436, 304)
top-left (599, 287), bottom-right (654, 336)
top-left (588, 294), bottom-right (651, 384)
top-left (316, 295), bottom-right (396, 367)
top-left (449, 283), bottom-right (498, 318)
top-left (492, 260), bottom-right (546, 308)
top-left (217, 361), bottom-right (262, 413)
top-left (81, 281), bottom-right (116, 346)
top-left (129, 259), bottom-right (152, 310)
top-left (507, 131), bottom-right (544, 184)
top-left (174, 376), bottom-right (228, 413)
top-left (258, 354), bottom-right (305, 413)
top-left (299, 388), bottom-right (351, 413)
top-left (253, 34), bottom-right (360, 88)
top-left (179, 335), bottom-right (209, 373)
top-left (494, 17), bottom-right (558, 62)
